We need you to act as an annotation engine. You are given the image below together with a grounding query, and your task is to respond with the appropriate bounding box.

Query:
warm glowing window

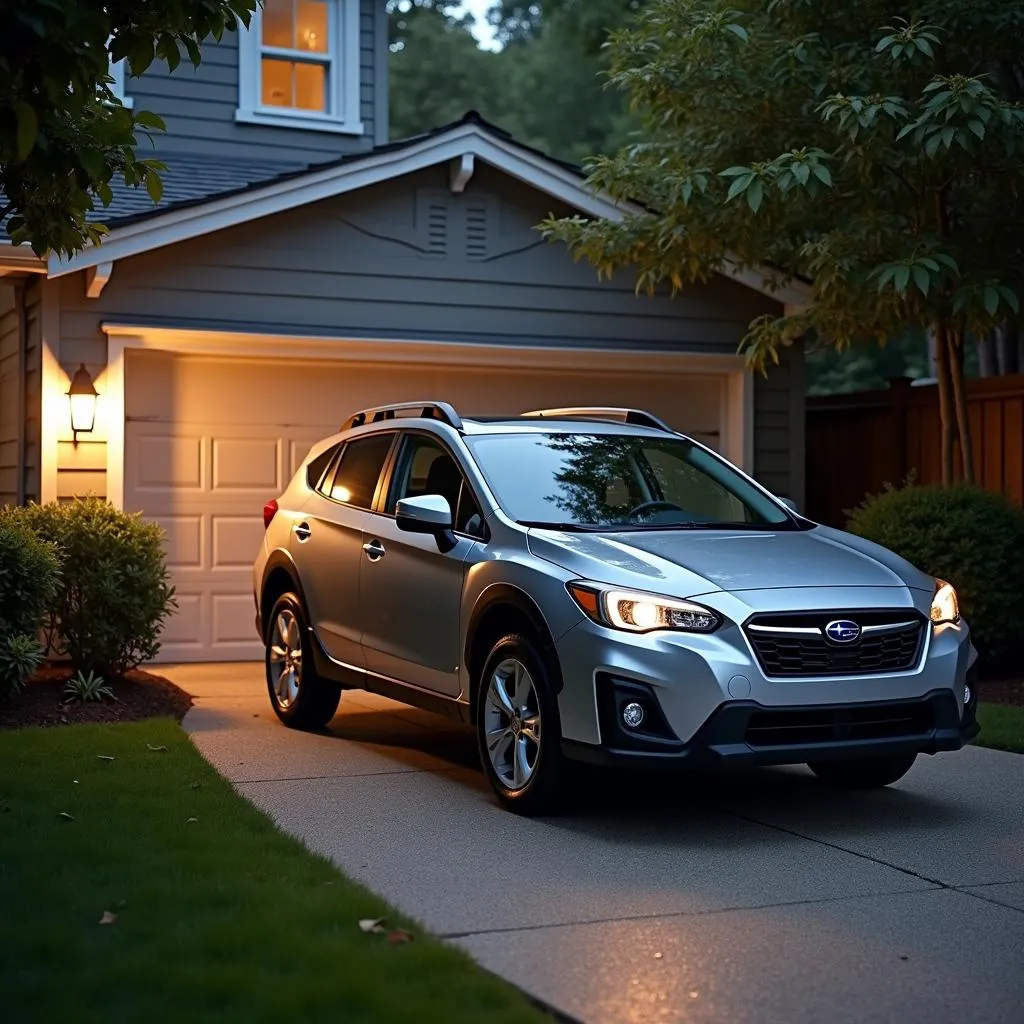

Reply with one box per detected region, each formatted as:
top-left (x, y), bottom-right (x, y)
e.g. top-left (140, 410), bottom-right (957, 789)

top-left (237, 0), bottom-right (363, 134)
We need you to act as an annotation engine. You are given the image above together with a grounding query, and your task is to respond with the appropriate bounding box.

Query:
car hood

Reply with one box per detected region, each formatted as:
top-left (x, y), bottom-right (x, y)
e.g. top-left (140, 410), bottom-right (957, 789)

top-left (526, 523), bottom-right (935, 596)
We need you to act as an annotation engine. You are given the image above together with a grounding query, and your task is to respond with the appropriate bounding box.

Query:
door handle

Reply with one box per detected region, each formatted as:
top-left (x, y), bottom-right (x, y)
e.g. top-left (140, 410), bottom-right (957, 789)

top-left (293, 522), bottom-right (312, 541)
top-left (362, 539), bottom-right (386, 561)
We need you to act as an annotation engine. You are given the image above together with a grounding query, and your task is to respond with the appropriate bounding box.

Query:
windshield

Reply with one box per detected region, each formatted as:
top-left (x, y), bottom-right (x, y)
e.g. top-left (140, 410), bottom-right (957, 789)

top-left (466, 432), bottom-right (796, 530)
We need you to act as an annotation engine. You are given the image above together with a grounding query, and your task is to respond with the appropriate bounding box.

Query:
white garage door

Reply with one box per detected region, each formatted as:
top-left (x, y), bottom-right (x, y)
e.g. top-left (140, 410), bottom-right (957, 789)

top-left (124, 348), bottom-right (726, 662)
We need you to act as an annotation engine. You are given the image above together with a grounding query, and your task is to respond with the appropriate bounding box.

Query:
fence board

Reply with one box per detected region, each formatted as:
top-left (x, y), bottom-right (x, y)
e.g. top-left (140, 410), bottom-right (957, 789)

top-left (806, 374), bottom-right (1024, 526)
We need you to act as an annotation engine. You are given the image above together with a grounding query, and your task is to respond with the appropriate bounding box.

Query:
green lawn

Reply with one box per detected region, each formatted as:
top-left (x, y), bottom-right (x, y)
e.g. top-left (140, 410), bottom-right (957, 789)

top-left (974, 702), bottom-right (1024, 754)
top-left (0, 719), bottom-right (549, 1024)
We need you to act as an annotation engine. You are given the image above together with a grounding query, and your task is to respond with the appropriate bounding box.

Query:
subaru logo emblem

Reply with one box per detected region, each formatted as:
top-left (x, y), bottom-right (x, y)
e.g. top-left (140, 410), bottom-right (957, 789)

top-left (825, 619), bottom-right (861, 644)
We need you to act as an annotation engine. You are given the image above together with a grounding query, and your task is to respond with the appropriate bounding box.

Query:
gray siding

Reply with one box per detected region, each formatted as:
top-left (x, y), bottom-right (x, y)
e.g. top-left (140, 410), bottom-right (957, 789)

top-left (123, 0), bottom-right (380, 165)
top-left (0, 284), bottom-right (19, 505)
top-left (57, 163), bottom-right (800, 498)
top-left (753, 341), bottom-right (805, 507)
top-left (0, 280), bottom-right (41, 506)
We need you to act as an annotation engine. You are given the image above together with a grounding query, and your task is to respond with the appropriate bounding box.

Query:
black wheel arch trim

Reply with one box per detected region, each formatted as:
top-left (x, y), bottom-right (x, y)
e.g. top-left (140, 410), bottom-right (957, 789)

top-left (259, 549), bottom-right (311, 642)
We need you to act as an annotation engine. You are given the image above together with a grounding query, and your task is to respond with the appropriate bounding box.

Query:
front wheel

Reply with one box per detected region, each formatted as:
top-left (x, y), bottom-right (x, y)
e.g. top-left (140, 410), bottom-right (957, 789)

top-left (807, 752), bottom-right (917, 790)
top-left (476, 633), bottom-right (564, 816)
top-left (265, 592), bottom-right (341, 730)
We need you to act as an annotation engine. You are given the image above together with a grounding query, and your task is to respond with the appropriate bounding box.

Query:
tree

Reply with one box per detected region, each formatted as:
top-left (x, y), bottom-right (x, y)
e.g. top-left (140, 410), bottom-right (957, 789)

top-left (388, 1), bottom-right (507, 139)
top-left (0, 0), bottom-right (258, 259)
top-left (540, 1), bottom-right (1024, 485)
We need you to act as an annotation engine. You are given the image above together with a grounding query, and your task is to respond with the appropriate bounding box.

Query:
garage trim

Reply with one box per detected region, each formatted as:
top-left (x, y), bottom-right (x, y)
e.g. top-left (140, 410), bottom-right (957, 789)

top-left (101, 322), bottom-right (753, 511)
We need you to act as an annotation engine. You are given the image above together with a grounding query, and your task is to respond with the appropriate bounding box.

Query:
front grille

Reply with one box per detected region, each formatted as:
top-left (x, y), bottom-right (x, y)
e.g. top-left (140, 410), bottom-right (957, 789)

top-left (744, 700), bottom-right (935, 748)
top-left (744, 610), bottom-right (925, 678)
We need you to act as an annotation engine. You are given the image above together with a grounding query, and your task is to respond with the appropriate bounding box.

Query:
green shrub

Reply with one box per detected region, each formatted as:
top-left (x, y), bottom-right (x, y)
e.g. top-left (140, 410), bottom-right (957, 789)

top-left (7, 498), bottom-right (176, 679)
top-left (846, 482), bottom-right (1024, 668)
top-left (0, 516), bottom-right (60, 696)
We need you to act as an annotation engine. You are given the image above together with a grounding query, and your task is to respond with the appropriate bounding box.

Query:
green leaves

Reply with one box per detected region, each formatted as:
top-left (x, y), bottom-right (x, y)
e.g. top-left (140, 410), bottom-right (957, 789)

top-left (873, 253), bottom-right (958, 298)
top-left (874, 19), bottom-right (942, 64)
top-left (12, 101), bottom-right (39, 161)
top-left (0, 0), bottom-right (258, 257)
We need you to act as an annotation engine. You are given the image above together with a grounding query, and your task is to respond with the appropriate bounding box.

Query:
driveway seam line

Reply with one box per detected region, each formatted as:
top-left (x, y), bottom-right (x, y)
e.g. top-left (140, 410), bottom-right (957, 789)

top-left (436, 884), bottom-right (942, 940)
top-left (727, 811), bottom-right (952, 887)
top-left (232, 766), bottom-right (468, 785)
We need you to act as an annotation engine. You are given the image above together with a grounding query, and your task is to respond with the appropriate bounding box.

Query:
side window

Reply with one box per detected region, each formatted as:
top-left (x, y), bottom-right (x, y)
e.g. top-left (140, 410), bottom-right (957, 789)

top-left (307, 444), bottom-right (340, 491)
top-left (388, 435), bottom-right (487, 538)
top-left (328, 433), bottom-right (394, 509)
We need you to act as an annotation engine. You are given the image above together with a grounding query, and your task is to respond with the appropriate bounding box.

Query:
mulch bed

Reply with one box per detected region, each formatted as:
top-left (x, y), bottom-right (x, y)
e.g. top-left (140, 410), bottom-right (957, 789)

top-left (978, 677), bottom-right (1024, 707)
top-left (0, 665), bottom-right (193, 730)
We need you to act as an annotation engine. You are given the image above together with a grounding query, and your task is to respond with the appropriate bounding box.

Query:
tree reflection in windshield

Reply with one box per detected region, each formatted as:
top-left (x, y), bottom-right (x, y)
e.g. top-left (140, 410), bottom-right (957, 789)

top-left (466, 432), bottom-right (792, 530)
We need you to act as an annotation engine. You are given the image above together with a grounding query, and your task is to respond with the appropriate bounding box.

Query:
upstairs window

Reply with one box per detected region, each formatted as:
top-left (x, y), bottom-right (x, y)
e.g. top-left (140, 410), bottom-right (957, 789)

top-left (236, 0), bottom-right (363, 135)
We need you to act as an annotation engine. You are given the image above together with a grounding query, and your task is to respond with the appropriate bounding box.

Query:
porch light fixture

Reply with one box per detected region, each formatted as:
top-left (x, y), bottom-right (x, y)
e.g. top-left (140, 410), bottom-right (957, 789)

top-left (67, 363), bottom-right (98, 442)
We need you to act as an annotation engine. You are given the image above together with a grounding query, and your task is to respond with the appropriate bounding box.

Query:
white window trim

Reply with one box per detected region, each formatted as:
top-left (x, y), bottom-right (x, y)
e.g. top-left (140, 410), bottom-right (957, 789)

top-left (107, 38), bottom-right (133, 108)
top-left (236, 0), bottom-right (363, 135)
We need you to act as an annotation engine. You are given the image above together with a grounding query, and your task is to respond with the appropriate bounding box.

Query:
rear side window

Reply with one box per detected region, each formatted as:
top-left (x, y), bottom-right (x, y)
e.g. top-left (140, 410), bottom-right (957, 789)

top-left (327, 433), bottom-right (394, 509)
top-left (306, 445), bottom-right (340, 491)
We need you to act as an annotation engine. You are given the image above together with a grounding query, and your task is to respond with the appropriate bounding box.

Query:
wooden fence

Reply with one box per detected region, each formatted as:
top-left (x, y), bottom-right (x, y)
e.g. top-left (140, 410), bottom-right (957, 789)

top-left (805, 374), bottom-right (1024, 527)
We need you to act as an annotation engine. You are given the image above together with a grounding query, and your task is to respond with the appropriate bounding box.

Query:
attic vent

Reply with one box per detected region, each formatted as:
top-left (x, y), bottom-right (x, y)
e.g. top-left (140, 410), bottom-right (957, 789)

top-left (466, 205), bottom-right (488, 259)
top-left (427, 201), bottom-right (448, 256)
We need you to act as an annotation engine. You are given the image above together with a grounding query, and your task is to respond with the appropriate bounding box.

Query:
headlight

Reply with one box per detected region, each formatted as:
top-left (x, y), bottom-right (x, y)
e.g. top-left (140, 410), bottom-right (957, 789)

top-left (930, 579), bottom-right (960, 625)
top-left (567, 583), bottom-right (720, 634)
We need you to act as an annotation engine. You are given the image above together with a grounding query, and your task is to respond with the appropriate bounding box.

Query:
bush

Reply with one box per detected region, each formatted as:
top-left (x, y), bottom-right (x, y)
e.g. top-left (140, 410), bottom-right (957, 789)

top-left (846, 482), bottom-right (1024, 669)
top-left (6, 498), bottom-right (176, 679)
top-left (0, 517), bottom-right (60, 696)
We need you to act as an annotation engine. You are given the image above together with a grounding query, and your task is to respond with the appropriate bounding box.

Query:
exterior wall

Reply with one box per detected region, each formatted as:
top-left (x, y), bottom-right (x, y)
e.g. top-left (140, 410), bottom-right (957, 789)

top-left (0, 280), bottom-right (41, 506)
top-left (753, 341), bottom-right (806, 508)
top-left (53, 163), bottom-right (801, 501)
top-left (121, 0), bottom-right (383, 164)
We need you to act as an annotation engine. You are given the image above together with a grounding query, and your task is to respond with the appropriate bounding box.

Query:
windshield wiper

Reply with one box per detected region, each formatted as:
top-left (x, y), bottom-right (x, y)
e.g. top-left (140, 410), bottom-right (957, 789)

top-left (624, 521), bottom-right (783, 532)
top-left (518, 520), bottom-right (608, 532)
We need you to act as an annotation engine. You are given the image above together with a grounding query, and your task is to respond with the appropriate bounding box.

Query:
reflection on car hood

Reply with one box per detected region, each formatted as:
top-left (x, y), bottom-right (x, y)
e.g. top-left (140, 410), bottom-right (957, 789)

top-left (526, 523), bottom-right (935, 595)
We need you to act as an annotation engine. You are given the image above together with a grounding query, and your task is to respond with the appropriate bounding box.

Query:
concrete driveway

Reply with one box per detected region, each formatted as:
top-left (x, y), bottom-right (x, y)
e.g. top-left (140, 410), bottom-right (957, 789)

top-left (170, 662), bottom-right (1024, 1024)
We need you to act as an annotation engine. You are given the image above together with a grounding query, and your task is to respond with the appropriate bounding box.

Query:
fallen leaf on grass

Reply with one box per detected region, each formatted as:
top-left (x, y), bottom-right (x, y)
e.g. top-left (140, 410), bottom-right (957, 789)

top-left (96, 755), bottom-right (115, 762)
top-left (387, 929), bottom-right (414, 945)
top-left (146, 744), bottom-right (168, 753)
top-left (188, 782), bottom-right (201, 790)
top-left (187, 817), bottom-right (198, 823)
top-left (99, 911), bottom-right (117, 925)
top-left (358, 918), bottom-right (386, 934)
top-left (59, 811), bottom-right (75, 822)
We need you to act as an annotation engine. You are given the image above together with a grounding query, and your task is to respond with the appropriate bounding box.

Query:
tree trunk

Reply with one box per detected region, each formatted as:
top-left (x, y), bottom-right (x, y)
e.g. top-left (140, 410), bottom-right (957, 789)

top-left (934, 323), bottom-right (956, 485)
top-left (947, 328), bottom-right (975, 484)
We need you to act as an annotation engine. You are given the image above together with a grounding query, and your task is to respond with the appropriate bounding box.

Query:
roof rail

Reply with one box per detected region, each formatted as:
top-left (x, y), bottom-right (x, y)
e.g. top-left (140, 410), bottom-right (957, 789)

top-left (519, 407), bottom-right (675, 433)
top-left (341, 401), bottom-right (464, 432)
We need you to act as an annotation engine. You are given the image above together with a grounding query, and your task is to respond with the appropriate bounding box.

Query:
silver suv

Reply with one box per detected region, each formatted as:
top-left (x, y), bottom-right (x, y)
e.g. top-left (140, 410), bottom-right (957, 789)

top-left (253, 402), bottom-right (979, 814)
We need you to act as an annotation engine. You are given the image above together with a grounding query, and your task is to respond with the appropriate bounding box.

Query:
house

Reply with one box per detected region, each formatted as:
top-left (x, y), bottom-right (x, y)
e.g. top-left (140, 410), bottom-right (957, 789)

top-left (0, 0), bottom-right (809, 663)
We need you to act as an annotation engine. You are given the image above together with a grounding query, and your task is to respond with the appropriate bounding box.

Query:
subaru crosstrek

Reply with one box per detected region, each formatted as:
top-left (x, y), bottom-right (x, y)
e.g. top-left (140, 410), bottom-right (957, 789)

top-left (253, 402), bottom-right (978, 814)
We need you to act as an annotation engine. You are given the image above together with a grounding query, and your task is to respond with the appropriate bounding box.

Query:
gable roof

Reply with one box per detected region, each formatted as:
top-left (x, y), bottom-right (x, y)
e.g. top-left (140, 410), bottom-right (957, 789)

top-left (11, 111), bottom-right (811, 306)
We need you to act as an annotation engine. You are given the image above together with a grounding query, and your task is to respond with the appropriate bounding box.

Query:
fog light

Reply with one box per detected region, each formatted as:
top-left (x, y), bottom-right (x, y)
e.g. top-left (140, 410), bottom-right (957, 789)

top-left (964, 685), bottom-right (972, 706)
top-left (622, 702), bottom-right (645, 729)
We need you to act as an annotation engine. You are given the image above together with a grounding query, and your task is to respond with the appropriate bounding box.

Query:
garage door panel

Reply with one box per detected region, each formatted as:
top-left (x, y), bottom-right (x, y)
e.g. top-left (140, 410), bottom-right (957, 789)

top-left (125, 350), bottom-right (727, 663)
top-left (213, 515), bottom-right (265, 568)
top-left (212, 437), bottom-right (281, 491)
top-left (134, 433), bottom-right (204, 490)
top-left (212, 593), bottom-right (258, 645)
top-left (156, 515), bottom-right (204, 568)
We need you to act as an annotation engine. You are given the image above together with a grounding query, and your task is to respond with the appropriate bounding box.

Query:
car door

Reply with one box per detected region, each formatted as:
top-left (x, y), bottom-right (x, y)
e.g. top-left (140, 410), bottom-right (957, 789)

top-left (290, 431), bottom-right (397, 668)
top-left (358, 431), bottom-right (486, 697)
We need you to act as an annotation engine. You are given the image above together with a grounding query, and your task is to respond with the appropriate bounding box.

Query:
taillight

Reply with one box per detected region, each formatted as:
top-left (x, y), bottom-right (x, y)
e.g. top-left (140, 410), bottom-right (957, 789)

top-left (263, 499), bottom-right (279, 529)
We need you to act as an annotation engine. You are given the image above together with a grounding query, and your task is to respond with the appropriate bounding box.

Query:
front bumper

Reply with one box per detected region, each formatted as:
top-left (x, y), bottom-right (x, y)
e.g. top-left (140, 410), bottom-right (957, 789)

top-left (562, 684), bottom-right (979, 769)
top-left (552, 584), bottom-right (978, 764)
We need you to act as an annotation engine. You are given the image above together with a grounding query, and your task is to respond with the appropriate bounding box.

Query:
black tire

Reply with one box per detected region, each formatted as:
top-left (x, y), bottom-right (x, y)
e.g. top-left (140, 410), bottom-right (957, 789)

top-left (476, 633), bottom-right (565, 816)
top-left (264, 592), bottom-right (341, 730)
top-left (807, 752), bottom-right (917, 790)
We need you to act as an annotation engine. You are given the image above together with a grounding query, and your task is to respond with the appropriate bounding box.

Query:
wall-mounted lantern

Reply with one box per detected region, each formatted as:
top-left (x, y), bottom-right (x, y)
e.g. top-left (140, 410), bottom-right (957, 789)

top-left (67, 363), bottom-right (98, 443)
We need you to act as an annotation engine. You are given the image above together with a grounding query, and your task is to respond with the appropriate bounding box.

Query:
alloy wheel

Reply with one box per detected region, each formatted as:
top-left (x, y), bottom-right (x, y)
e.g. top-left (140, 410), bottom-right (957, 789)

top-left (269, 609), bottom-right (302, 709)
top-left (483, 657), bottom-right (542, 791)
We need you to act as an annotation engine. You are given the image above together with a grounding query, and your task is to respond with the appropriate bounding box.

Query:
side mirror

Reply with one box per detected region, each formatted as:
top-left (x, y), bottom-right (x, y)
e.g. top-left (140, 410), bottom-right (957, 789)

top-left (777, 495), bottom-right (798, 514)
top-left (396, 494), bottom-right (457, 553)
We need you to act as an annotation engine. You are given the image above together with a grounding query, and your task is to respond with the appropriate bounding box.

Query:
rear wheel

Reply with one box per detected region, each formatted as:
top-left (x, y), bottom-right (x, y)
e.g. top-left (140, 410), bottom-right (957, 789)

top-left (265, 592), bottom-right (341, 730)
top-left (807, 753), bottom-right (917, 790)
top-left (476, 633), bottom-right (564, 816)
